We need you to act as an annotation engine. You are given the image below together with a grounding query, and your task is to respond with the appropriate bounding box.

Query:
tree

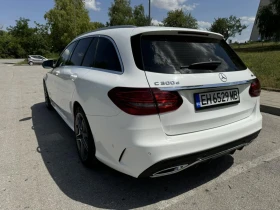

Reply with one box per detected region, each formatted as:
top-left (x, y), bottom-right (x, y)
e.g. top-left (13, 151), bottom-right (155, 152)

top-left (132, 5), bottom-right (150, 26)
top-left (90, 22), bottom-right (105, 30)
top-left (162, 9), bottom-right (198, 29)
top-left (6, 18), bottom-right (35, 57)
top-left (32, 22), bottom-right (52, 55)
top-left (256, 0), bottom-right (280, 41)
top-left (45, 0), bottom-right (92, 52)
top-left (7, 18), bottom-right (34, 40)
top-left (108, 0), bottom-right (134, 26)
top-left (108, 0), bottom-right (150, 26)
top-left (209, 16), bottom-right (247, 41)
top-left (0, 29), bottom-right (27, 58)
top-left (5, 18), bottom-right (52, 57)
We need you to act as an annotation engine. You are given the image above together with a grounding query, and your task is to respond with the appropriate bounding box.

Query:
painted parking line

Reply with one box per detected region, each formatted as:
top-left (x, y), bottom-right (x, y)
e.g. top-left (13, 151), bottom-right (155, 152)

top-left (149, 148), bottom-right (280, 210)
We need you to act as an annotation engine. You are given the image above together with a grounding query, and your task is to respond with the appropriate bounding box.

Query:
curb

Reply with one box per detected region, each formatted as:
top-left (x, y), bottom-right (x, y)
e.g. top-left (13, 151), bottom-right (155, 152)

top-left (260, 105), bottom-right (280, 116)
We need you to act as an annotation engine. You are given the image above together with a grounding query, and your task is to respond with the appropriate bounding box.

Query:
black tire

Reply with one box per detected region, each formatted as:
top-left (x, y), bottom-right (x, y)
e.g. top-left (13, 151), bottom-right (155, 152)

top-left (43, 81), bottom-right (53, 110)
top-left (74, 106), bottom-right (98, 167)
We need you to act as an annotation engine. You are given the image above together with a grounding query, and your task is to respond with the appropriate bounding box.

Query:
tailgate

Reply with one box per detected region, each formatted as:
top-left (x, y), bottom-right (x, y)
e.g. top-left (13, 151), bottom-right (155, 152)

top-left (146, 71), bottom-right (257, 135)
top-left (130, 32), bottom-right (258, 135)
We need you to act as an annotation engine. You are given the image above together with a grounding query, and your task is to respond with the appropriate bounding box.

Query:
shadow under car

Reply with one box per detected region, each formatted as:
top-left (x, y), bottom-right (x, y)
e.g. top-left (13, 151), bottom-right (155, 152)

top-left (31, 102), bottom-right (234, 209)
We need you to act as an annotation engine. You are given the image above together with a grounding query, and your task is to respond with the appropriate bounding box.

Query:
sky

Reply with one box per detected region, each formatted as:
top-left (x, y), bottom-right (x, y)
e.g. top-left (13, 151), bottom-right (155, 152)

top-left (0, 0), bottom-right (261, 42)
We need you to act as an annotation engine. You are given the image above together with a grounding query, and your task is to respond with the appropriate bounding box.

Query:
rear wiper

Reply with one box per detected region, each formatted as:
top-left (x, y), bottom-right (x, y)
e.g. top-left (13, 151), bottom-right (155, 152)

top-left (180, 61), bottom-right (222, 70)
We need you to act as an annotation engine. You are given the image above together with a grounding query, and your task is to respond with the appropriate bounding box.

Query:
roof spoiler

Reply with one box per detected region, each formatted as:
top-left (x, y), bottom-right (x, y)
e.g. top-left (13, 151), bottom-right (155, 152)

top-left (177, 31), bottom-right (209, 36)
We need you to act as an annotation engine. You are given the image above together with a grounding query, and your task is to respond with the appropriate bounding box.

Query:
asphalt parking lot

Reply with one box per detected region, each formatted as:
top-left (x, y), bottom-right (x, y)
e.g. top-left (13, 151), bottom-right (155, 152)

top-left (0, 60), bottom-right (280, 210)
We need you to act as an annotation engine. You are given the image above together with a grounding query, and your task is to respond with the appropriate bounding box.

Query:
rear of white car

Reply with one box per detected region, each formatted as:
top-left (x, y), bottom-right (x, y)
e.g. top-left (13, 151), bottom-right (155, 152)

top-left (95, 28), bottom-right (261, 177)
top-left (44, 26), bottom-right (262, 178)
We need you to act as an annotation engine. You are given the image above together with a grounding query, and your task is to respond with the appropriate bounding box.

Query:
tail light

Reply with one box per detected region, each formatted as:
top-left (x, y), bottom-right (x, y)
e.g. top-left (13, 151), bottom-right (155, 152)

top-left (249, 78), bottom-right (261, 97)
top-left (108, 87), bottom-right (183, 115)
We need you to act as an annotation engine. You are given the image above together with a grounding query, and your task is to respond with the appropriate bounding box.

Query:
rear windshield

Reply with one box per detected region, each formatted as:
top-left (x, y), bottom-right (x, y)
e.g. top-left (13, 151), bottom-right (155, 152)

top-left (131, 35), bottom-right (247, 74)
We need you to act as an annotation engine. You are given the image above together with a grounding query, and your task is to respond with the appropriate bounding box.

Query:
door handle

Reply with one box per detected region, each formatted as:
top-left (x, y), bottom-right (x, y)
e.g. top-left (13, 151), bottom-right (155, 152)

top-left (54, 70), bottom-right (60, 76)
top-left (70, 74), bottom-right (78, 81)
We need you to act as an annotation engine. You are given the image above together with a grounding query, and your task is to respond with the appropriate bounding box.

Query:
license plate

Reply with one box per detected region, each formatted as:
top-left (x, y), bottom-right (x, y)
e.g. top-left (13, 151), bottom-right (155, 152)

top-left (194, 89), bottom-right (240, 110)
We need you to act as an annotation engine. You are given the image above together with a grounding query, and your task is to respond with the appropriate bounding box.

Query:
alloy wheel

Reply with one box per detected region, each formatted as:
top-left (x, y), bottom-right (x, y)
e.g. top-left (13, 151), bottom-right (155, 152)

top-left (75, 113), bottom-right (89, 161)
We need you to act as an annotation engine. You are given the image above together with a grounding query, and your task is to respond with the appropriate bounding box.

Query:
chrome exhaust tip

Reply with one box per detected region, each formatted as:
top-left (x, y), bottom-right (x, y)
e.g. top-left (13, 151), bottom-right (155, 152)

top-left (150, 164), bottom-right (190, 178)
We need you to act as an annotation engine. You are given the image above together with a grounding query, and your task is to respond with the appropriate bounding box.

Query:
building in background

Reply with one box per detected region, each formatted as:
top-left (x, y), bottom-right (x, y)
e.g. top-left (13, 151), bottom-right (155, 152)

top-left (250, 0), bottom-right (271, 41)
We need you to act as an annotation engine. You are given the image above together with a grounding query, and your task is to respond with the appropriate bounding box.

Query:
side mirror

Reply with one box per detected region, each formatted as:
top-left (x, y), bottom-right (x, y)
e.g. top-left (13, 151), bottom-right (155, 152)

top-left (42, 60), bottom-right (55, 69)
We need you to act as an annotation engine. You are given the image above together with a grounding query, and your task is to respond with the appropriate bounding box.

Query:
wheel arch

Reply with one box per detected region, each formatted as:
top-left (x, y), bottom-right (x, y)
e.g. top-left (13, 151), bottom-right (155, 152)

top-left (73, 101), bottom-right (82, 115)
top-left (72, 101), bottom-right (97, 148)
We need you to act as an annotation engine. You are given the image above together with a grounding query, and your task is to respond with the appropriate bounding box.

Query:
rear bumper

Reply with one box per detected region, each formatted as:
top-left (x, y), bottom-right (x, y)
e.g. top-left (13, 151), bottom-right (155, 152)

top-left (87, 103), bottom-right (262, 178)
top-left (138, 130), bottom-right (261, 178)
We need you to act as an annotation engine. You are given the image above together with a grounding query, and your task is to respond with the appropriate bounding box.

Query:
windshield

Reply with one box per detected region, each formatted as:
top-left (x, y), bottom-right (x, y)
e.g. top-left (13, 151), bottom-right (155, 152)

top-left (131, 35), bottom-right (247, 74)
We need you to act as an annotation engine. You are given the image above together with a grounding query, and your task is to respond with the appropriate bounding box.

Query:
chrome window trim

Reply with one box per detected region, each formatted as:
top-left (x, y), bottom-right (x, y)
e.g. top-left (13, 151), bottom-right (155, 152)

top-left (68, 65), bottom-right (123, 75)
top-left (159, 79), bottom-right (254, 91)
top-left (66, 35), bottom-right (124, 75)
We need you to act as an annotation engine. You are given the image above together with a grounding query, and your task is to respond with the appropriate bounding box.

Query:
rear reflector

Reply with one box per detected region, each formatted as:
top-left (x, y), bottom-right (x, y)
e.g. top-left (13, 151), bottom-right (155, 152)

top-left (249, 78), bottom-right (261, 97)
top-left (108, 87), bottom-right (183, 115)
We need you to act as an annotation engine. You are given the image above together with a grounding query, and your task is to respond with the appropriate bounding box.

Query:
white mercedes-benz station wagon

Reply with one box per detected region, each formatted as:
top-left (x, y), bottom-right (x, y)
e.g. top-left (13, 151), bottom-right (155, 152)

top-left (42, 26), bottom-right (262, 178)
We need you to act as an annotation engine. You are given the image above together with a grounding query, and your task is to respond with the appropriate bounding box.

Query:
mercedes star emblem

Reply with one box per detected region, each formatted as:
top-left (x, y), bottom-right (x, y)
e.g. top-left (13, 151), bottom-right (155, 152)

top-left (219, 73), bottom-right (227, 82)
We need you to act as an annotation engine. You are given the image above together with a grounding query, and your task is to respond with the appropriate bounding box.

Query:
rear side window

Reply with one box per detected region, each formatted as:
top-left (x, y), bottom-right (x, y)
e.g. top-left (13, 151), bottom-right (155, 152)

top-left (131, 35), bottom-right (247, 74)
top-left (94, 37), bottom-right (122, 72)
top-left (56, 41), bottom-right (77, 67)
top-left (69, 38), bottom-right (93, 66)
top-left (82, 38), bottom-right (98, 67)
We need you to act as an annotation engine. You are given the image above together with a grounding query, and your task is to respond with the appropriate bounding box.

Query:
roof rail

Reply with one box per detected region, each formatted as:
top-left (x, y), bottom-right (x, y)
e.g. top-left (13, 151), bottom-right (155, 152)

top-left (77, 25), bottom-right (137, 38)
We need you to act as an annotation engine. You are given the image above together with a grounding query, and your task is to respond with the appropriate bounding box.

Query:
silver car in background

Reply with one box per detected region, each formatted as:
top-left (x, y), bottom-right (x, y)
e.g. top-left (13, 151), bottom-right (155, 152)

top-left (28, 55), bottom-right (48, 66)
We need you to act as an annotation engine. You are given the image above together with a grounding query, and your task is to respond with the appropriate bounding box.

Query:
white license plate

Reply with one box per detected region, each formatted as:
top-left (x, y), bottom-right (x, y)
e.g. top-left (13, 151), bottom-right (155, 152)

top-left (194, 89), bottom-right (240, 110)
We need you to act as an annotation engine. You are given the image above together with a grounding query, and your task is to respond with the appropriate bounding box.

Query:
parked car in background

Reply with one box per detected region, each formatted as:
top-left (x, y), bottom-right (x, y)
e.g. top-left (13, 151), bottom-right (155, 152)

top-left (42, 26), bottom-right (262, 178)
top-left (28, 55), bottom-right (48, 66)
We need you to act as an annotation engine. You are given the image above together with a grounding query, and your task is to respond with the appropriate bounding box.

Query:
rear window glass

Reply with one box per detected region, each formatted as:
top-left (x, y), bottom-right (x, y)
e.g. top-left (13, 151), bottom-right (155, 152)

top-left (131, 35), bottom-right (247, 74)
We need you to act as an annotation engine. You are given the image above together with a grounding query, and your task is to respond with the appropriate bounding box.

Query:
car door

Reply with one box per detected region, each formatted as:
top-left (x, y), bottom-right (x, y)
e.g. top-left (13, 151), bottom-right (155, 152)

top-left (59, 37), bottom-right (96, 122)
top-left (51, 41), bottom-right (77, 110)
top-left (34, 56), bottom-right (41, 64)
top-left (37, 56), bottom-right (44, 64)
top-left (30, 56), bottom-right (37, 64)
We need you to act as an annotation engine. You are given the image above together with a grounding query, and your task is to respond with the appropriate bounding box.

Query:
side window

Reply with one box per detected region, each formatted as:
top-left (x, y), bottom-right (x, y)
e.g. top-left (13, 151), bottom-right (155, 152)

top-left (69, 38), bottom-right (93, 66)
top-left (94, 37), bottom-right (122, 72)
top-left (56, 41), bottom-right (77, 67)
top-left (82, 38), bottom-right (98, 67)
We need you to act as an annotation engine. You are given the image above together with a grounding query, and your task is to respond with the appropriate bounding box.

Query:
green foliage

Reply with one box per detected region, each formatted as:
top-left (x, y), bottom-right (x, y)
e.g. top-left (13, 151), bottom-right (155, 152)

top-left (0, 18), bottom-right (51, 58)
top-left (238, 50), bottom-right (280, 89)
top-left (44, 0), bottom-right (92, 52)
top-left (231, 42), bottom-right (280, 88)
top-left (108, 0), bottom-right (134, 26)
top-left (0, 32), bottom-right (24, 58)
top-left (162, 9), bottom-right (198, 29)
top-left (14, 59), bottom-right (28, 66)
top-left (256, 0), bottom-right (280, 41)
top-left (90, 22), bottom-right (105, 30)
top-left (132, 5), bottom-right (150, 26)
top-left (6, 18), bottom-right (34, 57)
top-left (209, 18), bottom-right (228, 37)
top-left (7, 18), bottom-right (34, 38)
top-left (108, 0), bottom-right (150, 26)
top-left (209, 16), bottom-right (247, 41)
